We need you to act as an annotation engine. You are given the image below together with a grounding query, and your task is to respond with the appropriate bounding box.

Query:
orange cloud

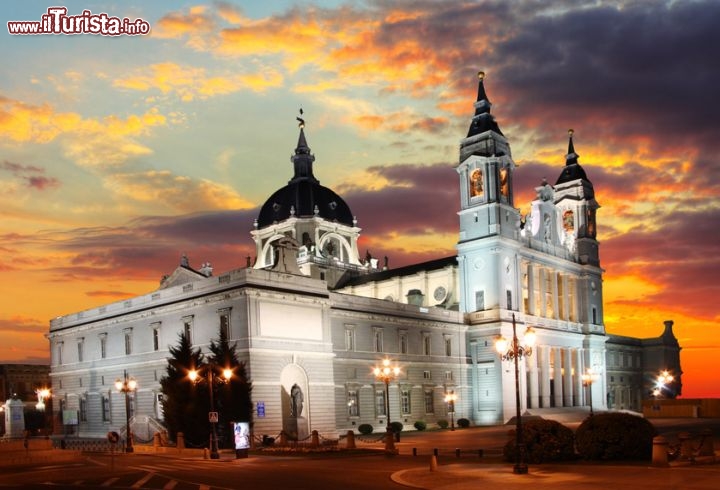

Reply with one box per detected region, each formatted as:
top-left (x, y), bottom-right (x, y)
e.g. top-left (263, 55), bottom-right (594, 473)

top-left (113, 62), bottom-right (283, 100)
top-left (104, 170), bottom-right (254, 212)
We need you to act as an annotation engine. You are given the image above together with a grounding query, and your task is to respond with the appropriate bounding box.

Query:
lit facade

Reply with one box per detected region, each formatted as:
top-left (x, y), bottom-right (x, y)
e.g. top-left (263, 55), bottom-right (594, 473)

top-left (47, 74), bottom-right (681, 442)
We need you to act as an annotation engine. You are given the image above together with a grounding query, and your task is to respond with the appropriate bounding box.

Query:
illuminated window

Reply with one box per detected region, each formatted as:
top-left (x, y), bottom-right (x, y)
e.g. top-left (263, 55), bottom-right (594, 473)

top-left (347, 390), bottom-right (359, 417)
top-left (375, 390), bottom-right (386, 416)
top-left (424, 391), bottom-right (434, 414)
top-left (401, 390), bottom-right (411, 414)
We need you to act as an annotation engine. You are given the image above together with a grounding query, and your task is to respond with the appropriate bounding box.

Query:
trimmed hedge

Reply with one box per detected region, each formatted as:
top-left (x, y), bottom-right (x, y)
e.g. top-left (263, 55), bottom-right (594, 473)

top-left (390, 421), bottom-right (404, 434)
top-left (503, 419), bottom-right (575, 464)
top-left (575, 413), bottom-right (656, 460)
top-left (457, 418), bottom-right (470, 428)
top-left (358, 424), bottom-right (374, 435)
top-left (413, 420), bottom-right (427, 431)
top-left (437, 419), bottom-right (449, 429)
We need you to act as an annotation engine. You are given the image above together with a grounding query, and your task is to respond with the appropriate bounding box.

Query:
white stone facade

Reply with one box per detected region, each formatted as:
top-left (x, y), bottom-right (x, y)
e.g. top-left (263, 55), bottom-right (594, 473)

top-left (47, 75), bottom-right (680, 441)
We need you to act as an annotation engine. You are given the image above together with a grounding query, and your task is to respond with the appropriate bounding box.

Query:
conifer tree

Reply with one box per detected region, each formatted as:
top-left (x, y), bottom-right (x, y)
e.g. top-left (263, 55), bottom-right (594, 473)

top-left (208, 327), bottom-right (253, 448)
top-left (160, 331), bottom-right (208, 445)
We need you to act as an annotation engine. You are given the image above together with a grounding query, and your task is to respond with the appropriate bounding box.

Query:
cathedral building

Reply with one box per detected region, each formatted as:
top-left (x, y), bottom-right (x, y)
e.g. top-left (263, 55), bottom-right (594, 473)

top-left (47, 73), bottom-right (681, 442)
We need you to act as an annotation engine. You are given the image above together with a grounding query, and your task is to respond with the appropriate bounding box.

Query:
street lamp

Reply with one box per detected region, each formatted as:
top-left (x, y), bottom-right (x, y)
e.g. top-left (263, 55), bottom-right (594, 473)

top-left (36, 388), bottom-right (51, 411)
top-left (189, 364), bottom-right (233, 459)
top-left (114, 371), bottom-right (137, 453)
top-left (495, 313), bottom-right (536, 475)
top-left (654, 370), bottom-right (674, 398)
top-left (581, 368), bottom-right (598, 416)
top-left (444, 392), bottom-right (457, 431)
top-left (373, 358), bottom-right (400, 451)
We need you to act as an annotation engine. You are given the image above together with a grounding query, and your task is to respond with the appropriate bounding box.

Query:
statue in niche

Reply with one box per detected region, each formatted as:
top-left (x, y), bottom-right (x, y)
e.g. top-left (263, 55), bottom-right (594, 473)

top-left (499, 167), bottom-right (509, 197)
top-left (290, 384), bottom-right (303, 418)
top-left (469, 168), bottom-right (483, 197)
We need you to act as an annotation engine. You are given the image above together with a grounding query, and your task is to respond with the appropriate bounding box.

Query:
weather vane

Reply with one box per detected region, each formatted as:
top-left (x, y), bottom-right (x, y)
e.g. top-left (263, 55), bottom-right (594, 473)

top-left (297, 107), bottom-right (305, 128)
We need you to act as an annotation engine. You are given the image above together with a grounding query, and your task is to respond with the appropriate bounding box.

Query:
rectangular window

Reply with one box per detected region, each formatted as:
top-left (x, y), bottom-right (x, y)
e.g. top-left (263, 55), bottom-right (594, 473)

top-left (445, 371), bottom-right (454, 381)
top-left (100, 335), bottom-right (107, 359)
top-left (347, 390), bottom-right (359, 417)
top-left (375, 390), bottom-right (386, 416)
top-left (153, 328), bottom-right (160, 351)
top-left (124, 330), bottom-right (132, 355)
top-left (401, 390), bottom-right (411, 414)
top-left (399, 332), bottom-right (408, 354)
top-left (79, 397), bottom-right (87, 422)
top-left (445, 336), bottom-right (452, 357)
top-left (374, 328), bottom-right (384, 353)
top-left (102, 395), bottom-right (110, 422)
top-left (183, 316), bottom-right (194, 345)
top-left (57, 342), bottom-right (64, 365)
top-left (423, 370), bottom-right (431, 380)
top-left (345, 327), bottom-right (355, 351)
top-left (220, 312), bottom-right (230, 339)
top-left (424, 390), bottom-right (434, 414)
top-left (423, 334), bottom-right (431, 356)
top-left (506, 290), bottom-right (513, 310)
top-left (475, 290), bottom-right (485, 311)
top-left (77, 339), bottom-right (84, 363)
top-left (128, 393), bottom-right (135, 418)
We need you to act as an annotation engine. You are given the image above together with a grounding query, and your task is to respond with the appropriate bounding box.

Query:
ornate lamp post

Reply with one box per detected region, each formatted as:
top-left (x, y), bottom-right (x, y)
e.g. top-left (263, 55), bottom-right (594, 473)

top-left (495, 313), bottom-right (536, 475)
top-left (114, 371), bottom-right (137, 453)
top-left (444, 392), bottom-right (457, 431)
top-left (189, 364), bottom-right (233, 459)
top-left (581, 368), bottom-right (598, 416)
top-left (373, 358), bottom-right (400, 451)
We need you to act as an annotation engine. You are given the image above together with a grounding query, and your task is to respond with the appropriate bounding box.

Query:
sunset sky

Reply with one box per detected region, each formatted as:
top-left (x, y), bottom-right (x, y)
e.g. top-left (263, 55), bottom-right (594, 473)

top-left (1, 1), bottom-right (718, 398)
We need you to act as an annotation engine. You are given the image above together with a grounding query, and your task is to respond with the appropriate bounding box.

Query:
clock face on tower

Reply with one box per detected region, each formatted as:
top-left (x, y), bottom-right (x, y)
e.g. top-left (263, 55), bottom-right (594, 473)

top-left (433, 286), bottom-right (447, 302)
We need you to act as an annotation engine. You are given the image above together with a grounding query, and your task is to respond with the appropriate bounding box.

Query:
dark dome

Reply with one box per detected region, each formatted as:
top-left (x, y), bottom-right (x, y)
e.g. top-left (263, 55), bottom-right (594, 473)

top-left (257, 180), bottom-right (354, 228)
top-left (256, 123), bottom-right (354, 229)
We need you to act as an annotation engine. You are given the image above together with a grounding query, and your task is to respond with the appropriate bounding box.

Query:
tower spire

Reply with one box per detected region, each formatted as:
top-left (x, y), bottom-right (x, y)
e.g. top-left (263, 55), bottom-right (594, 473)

top-left (466, 70), bottom-right (503, 138)
top-left (565, 129), bottom-right (579, 166)
top-left (290, 109), bottom-right (317, 184)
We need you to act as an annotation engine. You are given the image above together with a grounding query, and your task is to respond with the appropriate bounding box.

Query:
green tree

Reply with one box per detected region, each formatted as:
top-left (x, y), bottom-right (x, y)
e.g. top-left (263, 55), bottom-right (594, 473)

top-left (208, 326), bottom-right (253, 448)
top-left (160, 331), bottom-right (208, 446)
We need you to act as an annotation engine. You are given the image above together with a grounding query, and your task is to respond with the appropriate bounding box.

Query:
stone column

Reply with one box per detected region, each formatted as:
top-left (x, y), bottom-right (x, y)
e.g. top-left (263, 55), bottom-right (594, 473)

top-left (527, 264), bottom-right (535, 316)
top-left (574, 349), bottom-right (584, 406)
top-left (539, 268), bottom-right (547, 318)
top-left (562, 275), bottom-right (570, 321)
top-left (553, 347), bottom-right (564, 407)
top-left (540, 346), bottom-right (551, 408)
top-left (563, 348), bottom-right (573, 407)
top-left (528, 343), bottom-right (539, 409)
top-left (552, 272), bottom-right (559, 320)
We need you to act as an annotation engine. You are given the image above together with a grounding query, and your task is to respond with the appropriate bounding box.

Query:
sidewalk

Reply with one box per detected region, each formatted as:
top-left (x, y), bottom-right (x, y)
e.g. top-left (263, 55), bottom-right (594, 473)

top-left (391, 460), bottom-right (720, 489)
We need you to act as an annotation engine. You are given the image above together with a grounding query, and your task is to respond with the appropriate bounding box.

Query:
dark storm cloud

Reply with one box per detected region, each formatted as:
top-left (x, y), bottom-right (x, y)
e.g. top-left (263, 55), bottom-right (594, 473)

top-left (340, 163), bottom-right (458, 237)
top-left (601, 207), bottom-right (720, 319)
top-left (487, 1), bottom-right (720, 152)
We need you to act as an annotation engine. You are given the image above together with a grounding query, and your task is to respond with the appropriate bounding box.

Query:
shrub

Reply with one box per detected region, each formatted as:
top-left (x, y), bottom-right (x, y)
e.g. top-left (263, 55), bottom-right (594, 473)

top-left (413, 420), bottom-right (427, 431)
top-left (390, 421), bottom-right (404, 434)
top-left (456, 418), bottom-right (470, 428)
top-left (358, 424), bottom-right (374, 435)
top-left (503, 419), bottom-right (575, 464)
top-left (437, 419), bottom-right (449, 429)
top-left (575, 413), bottom-right (656, 461)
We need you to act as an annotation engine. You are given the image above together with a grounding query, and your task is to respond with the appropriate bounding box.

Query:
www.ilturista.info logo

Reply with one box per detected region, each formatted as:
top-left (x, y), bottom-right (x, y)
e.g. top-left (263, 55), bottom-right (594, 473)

top-left (8, 6), bottom-right (150, 36)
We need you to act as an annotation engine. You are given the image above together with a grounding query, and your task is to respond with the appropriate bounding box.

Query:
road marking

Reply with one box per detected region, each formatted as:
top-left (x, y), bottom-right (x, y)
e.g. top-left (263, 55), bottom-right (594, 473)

top-left (101, 477), bottom-right (120, 487)
top-left (131, 472), bottom-right (155, 488)
top-left (163, 481), bottom-right (178, 490)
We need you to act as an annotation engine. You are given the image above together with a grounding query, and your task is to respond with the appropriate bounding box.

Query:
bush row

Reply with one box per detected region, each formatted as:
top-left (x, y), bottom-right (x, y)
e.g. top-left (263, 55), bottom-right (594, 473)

top-left (503, 413), bottom-right (657, 463)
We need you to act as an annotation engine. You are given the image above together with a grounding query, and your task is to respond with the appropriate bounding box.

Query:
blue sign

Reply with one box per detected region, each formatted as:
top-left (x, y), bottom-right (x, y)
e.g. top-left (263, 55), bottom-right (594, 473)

top-left (256, 401), bottom-right (265, 418)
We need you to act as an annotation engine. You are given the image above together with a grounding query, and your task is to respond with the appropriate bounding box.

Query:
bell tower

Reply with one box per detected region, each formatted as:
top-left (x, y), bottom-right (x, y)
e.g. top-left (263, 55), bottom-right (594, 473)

top-left (456, 72), bottom-right (521, 314)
